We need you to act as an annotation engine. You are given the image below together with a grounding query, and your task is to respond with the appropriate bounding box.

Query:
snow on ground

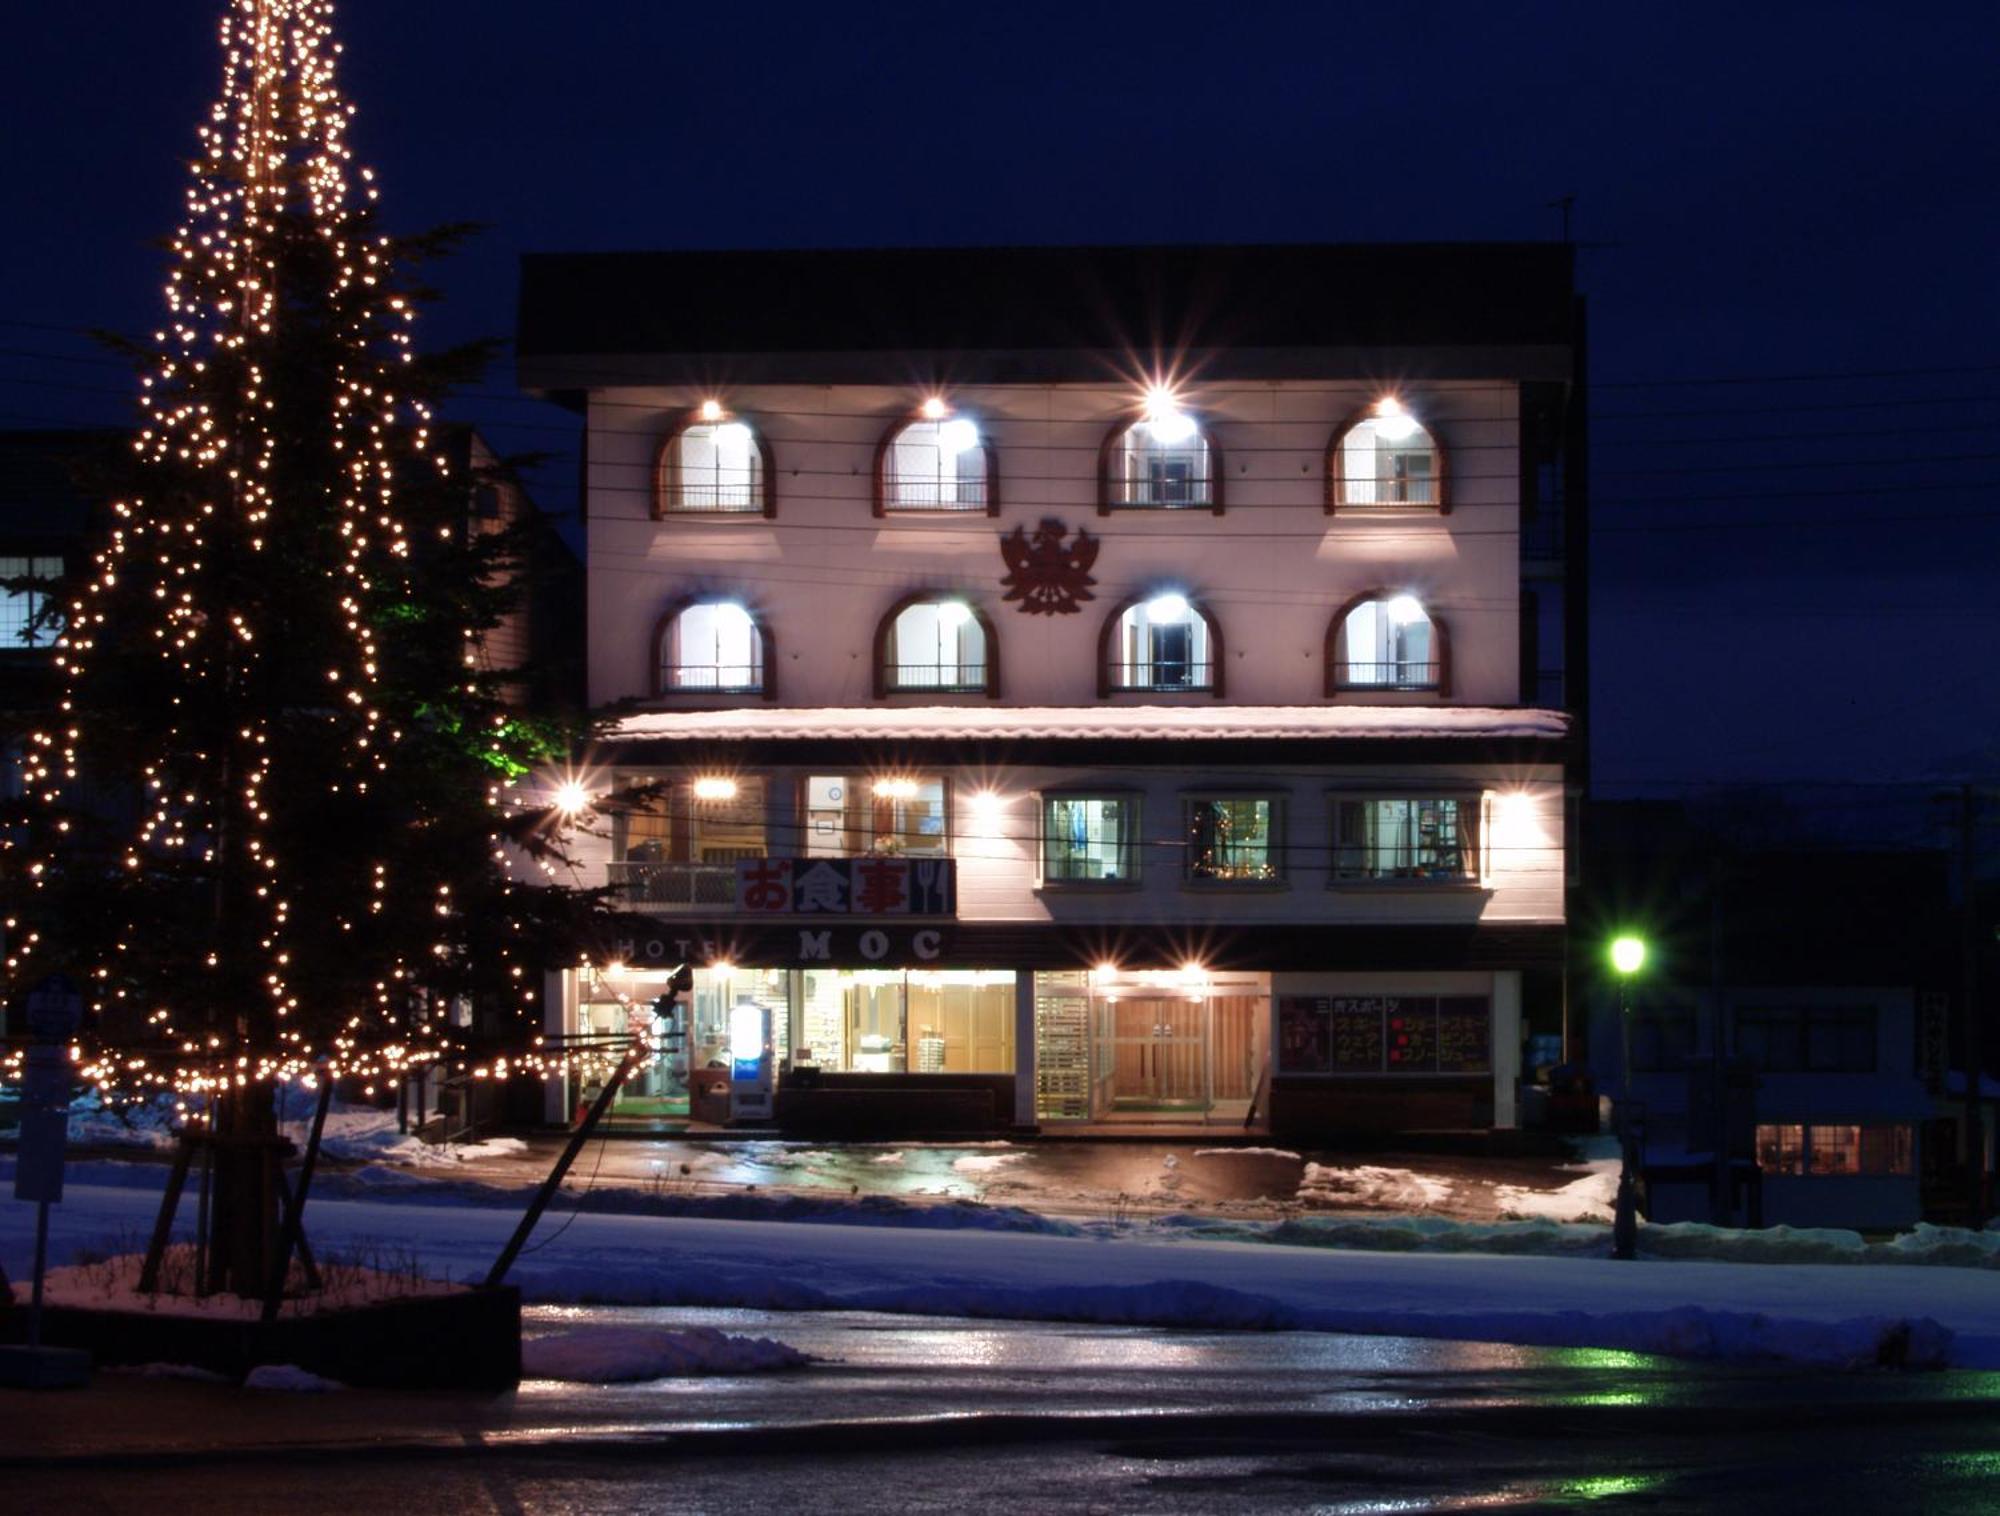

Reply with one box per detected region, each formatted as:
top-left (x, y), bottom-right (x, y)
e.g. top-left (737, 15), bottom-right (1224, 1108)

top-left (243, 1364), bottom-right (345, 1392)
top-left (1298, 1163), bottom-right (1454, 1211)
top-left (31, 1245), bottom-right (455, 1319)
top-left (1494, 1162), bottom-right (1619, 1223)
top-left (11, 1176), bottom-right (1998, 1369)
top-left (1193, 1147), bottom-right (1302, 1162)
top-left (950, 1152), bottom-right (1028, 1175)
top-left (43, 1092), bottom-right (529, 1167)
top-left (523, 1325), bottom-right (809, 1381)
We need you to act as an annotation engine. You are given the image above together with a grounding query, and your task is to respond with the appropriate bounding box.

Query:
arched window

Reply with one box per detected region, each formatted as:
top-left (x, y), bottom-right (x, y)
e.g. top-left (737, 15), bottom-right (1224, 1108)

top-left (875, 594), bottom-right (998, 696)
top-left (1328, 398), bottom-right (1445, 512)
top-left (1100, 408), bottom-right (1219, 512)
top-left (655, 408), bottom-right (774, 517)
top-left (876, 409), bottom-right (996, 515)
top-left (1100, 592), bottom-right (1222, 696)
top-left (1328, 592), bottom-right (1448, 695)
top-left (655, 598), bottom-right (769, 696)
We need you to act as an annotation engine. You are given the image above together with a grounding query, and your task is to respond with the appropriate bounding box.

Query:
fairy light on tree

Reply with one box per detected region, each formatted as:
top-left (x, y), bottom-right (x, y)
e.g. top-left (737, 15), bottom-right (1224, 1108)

top-left (0, 0), bottom-right (607, 1299)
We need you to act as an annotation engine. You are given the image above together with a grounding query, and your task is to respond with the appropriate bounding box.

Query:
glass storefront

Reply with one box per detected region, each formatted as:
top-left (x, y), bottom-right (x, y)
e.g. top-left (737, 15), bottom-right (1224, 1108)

top-left (571, 964), bottom-right (1014, 1123)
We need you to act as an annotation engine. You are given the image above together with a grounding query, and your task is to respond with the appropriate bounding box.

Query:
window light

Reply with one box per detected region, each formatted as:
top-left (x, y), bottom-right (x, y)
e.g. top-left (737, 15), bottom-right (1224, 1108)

top-left (712, 600), bottom-right (753, 629)
top-left (937, 600), bottom-right (972, 630)
top-left (1142, 386), bottom-right (1197, 444)
top-left (1373, 395), bottom-right (1419, 442)
top-left (938, 418), bottom-right (980, 454)
top-left (691, 777), bottom-right (738, 801)
top-left (716, 421), bottom-right (753, 449)
top-left (1386, 594), bottom-right (1427, 625)
top-left (1145, 592), bottom-right (1191, 623)
top-left (873, 778), bottom-right (921, 800)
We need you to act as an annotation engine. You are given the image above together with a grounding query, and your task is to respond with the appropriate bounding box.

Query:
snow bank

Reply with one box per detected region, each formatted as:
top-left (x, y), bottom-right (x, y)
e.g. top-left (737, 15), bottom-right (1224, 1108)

top-left (1495, 1164), bottom-right (1618, 1223)
top-left (1298, 1164), bottom-right (1453, 1211)
top-left (1193, 1147), bottom-right (1302, 1162)
top-left (951, 1153), bottom-right (1028, 1175)
top-left (244, 1364), bottom-right (345, 1392)
top-left (524, 1326), bottom-right (809, 1382)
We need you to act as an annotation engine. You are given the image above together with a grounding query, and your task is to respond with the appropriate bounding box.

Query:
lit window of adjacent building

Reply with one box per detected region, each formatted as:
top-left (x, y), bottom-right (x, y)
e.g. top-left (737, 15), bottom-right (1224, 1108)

top-left (1333, 797), bottom-right (1478, 883)
top-left (1733, 1007), bottom-right (1877, 1073)
top-left (880, 597), bottom-right (992, 694)
top-left (658, 411), bottom-right (769, 515)
top-left (0, 556), bottom-right (62, 648)
top-left (1105, 401), bottom-right (1215, 510)
top-left (880, 412), bottom-right (992, 513)
top-left (1185, 798), bottom-right (1280, 883)
top-left (1334, 594), bottom-right (1440, 692)
top-left (658, 600), bottom-right (765, 693)
top-left (1756, 1123), bottom-right (1913, 1177)
top-left (804, 775), bottom-right (949, 858)
top-left (1041, 795), bottom-right (1138, 883)
top-left (1105, 593), bottom-right (1216, 693)
top-left (1331, 398), bottom-right (1442, 510)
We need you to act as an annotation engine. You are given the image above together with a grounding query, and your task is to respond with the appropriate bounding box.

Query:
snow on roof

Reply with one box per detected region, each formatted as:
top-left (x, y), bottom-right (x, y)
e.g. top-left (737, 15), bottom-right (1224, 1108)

top-left (607, 705), bottom-right (1570, 743)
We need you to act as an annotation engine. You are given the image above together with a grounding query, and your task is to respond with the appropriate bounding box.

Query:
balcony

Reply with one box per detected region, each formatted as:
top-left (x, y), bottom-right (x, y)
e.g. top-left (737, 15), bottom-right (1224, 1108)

top-left (1334, 662), bottom-right (1441, 691)
top-left (609, 860), bottom-right (738, 910)
top-left (883, 476), bottom-right (988, 512)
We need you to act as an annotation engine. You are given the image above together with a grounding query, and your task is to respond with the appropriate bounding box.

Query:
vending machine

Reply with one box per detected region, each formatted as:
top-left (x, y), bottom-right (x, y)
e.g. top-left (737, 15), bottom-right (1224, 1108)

top-left (728, 996), bottom-right (775, 1122)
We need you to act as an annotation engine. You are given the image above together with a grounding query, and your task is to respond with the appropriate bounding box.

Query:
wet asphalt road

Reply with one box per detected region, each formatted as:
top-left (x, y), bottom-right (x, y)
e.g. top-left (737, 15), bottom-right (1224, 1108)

top-left (5, 1307), bottom-right (1997, 1513)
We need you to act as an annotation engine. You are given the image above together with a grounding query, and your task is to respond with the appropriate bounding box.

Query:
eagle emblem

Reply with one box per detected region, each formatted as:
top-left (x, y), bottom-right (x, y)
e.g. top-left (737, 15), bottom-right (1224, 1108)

top-left (999, 518), bottom-right (1099, 615)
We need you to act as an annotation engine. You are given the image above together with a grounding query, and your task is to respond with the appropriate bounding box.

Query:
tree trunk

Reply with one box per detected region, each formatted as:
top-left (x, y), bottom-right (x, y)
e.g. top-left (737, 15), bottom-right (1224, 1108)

top-left (205, 1079), bottom-right (285, 1298)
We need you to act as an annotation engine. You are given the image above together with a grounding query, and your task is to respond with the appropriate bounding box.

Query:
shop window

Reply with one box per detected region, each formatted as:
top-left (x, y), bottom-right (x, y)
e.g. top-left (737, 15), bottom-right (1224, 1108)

top-left (1330, 399), bottom-right (1444, 511)
top-left (1756, 1123), bottom-right (1805, 1176)
top-left (1102, 593), bottom-right (1218, 693)
top-left (1102, 411), bottom-right (1216, 511)
top-left (0, 555), bottom-right (62, 648)
top-left (1332, 796), bottom-right (1477, 883)
top-left (1330, 594), bottom-right (1443, 693)
top-left (1734, 1006), bottom-right (1877, 1073)
top-left (656, 411), bottom-right (771, 516)
top-left (878, 596), bottom-right (994, 695)
top-left (803, 774), bottom-right (949, 858)
top-left (1042, 795), bottom-right (1138, 883)
top-left (878, 414), bottom-right (993, 513)
top-left (794, 968), bottom-right (1015, 1073)
top-left (1185, 797), bottom-right (1280, 883)
top-left (656, 599), bottom-right (766, 694)
top-left (612, 776), bottom-right (766, 908)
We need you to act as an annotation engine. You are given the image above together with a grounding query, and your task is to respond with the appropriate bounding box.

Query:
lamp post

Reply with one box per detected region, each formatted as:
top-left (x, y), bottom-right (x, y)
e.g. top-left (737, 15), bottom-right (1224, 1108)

top-left (1609, 934), bottom-right (1647, 1261)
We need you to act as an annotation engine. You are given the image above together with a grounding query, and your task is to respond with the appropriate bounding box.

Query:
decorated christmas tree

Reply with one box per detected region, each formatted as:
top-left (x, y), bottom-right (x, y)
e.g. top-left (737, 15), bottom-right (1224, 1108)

top-left (3, 0), bottom-right (591, 1297)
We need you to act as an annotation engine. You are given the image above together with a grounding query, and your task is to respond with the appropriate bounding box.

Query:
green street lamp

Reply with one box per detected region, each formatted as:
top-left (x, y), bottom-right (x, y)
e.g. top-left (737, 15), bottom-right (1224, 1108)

top-left (1609, 933), bottom-right (1648, 1261)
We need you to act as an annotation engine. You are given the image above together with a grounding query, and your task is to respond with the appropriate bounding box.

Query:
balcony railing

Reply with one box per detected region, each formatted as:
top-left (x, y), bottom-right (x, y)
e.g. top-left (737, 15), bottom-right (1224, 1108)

top-left (883, 476), bottom-right (988, 512)
top-left (1335, 662), bottom-right (1440, 690)
top-left (665, 482), bottom-right (762, 513)
top-left (886, 661), bottom-right (988, 691)
top-left (1105, 660), bottom-right (1215, 692)
top-left (609, 860), bottom-right (738, 909)
top-left (662, 662), bottom-right (764, 692)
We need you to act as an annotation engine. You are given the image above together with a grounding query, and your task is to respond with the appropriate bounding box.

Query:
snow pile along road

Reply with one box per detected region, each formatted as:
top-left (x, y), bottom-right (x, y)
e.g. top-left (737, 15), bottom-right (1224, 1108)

top-left (1298, 1164), bottom-right (1455, 1211)
top-left (524, 1325), bottom-right (810, 1381)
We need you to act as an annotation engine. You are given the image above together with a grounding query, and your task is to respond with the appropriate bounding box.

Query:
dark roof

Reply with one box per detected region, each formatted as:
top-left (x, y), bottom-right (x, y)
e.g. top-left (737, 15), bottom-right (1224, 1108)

top-left (517, 242), bottom-right (1579, 387)
top-left (0, 429), bottom-right (126, 544)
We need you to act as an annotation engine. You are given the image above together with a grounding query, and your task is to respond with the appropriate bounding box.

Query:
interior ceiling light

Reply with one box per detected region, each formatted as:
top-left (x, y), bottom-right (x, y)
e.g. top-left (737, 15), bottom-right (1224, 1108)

top-left (1373, 395), bottom-right (1420, 442)
top-left (1146, 592), bottom-right (1191, 623)
top-left (1142, 386), bottom-right (1198, 444)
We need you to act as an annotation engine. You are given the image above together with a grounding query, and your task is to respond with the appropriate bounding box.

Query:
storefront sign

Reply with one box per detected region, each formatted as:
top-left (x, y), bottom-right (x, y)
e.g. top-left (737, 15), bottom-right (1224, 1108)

top-left (1278, 994), bottom-right (1490, 1076)
top-left (734, 857), bottom-right (955, 917)
top-left (612, 926), bottom-right (956, 968)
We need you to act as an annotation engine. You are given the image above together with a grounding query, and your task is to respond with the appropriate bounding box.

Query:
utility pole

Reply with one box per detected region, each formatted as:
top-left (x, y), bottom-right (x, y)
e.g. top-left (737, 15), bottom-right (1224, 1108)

top-left (1710, 850), bottom-right (1731, 1225)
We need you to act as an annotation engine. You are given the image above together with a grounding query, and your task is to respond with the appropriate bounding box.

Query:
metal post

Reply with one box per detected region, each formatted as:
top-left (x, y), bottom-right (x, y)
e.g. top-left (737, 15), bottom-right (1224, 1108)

top-left (27, 1200), bottom-right (50, 1348)
top-left (1711, 852), bottom-right (1730, 1225)
top-left (1961, 785), bottom-right (1986, 1227)
top-left (1612, 978), bottom-right (1638, 1260)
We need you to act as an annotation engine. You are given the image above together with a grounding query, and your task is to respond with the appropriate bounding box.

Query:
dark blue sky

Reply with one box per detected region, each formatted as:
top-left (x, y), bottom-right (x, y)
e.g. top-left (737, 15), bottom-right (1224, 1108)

top-left (4, 1), bottom-right (1997, 797)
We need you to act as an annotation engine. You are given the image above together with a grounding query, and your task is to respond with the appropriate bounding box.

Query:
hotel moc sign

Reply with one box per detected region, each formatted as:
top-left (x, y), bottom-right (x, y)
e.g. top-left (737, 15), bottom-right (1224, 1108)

top-left (734, 857), bottom-right (955, 917)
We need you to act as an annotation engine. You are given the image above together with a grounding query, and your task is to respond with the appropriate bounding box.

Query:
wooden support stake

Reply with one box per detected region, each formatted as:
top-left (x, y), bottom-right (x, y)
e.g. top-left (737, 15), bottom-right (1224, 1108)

top-left (261, 1073), bottom-right (333, 1323)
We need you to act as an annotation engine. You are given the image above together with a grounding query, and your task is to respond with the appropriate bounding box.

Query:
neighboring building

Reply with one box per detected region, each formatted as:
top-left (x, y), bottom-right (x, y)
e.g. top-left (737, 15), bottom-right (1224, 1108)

top-left (1582, 799), bottom-right (1968, 1230)
top-left (518, 243), bottom-right (1588, 1138)
top-left (0, 430), bottom-right (121, 719)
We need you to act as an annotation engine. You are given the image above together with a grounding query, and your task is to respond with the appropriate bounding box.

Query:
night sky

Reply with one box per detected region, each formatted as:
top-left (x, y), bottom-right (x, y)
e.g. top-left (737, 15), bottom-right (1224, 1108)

top-left (4, 1), bottom-right (1997, 802)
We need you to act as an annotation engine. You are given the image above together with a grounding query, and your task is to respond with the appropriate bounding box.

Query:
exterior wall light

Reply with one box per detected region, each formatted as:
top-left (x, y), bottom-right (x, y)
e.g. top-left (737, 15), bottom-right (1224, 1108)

top-left (919, 396), bottom-right (950, 420)
top-left (873, 778), bottom-right (920, 800)
top-left (1610, 935), bottom-right (1647, 976)
top-left (552, 780), bottom-right (591, 818)
top-left (691, 776), bottom-right (738, 801)
top-left (699, 399), bottom-right (725, 422)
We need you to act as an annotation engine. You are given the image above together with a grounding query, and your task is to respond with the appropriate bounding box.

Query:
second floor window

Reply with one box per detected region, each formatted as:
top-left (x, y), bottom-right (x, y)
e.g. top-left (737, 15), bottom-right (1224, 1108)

top-left (1042, 795), bottom-right (1137, 883)
top-left (1333, 398), bottom-right (1442, 510)
top-left (660, 600), bottom-right (764, 693)
top-left (1185, 797), bottom-right (1280, 883)
top-left (1334, 797), bottom-right (1477, 883)
top-left (1106, 593), bottom-right (1214, 692)
top-left (0, 555), bottom-right (62, 648)
top-left (1108, 412), bottom-right (1214, 510)
top-left (1733, 1006), bottom-right (1877, 1074)
top-left (882, 415), bottom-right (990, 512)
top-left (662, 416), bottom-right (766, 514)
top-left (619, 776), bottom-right (767, 864)
top-left (882, 598), bottom-right (991, 693)
top-left (1336, 595), bottom-right (1439, 691)
top-left (805, 774), bottom-right (949, 858)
